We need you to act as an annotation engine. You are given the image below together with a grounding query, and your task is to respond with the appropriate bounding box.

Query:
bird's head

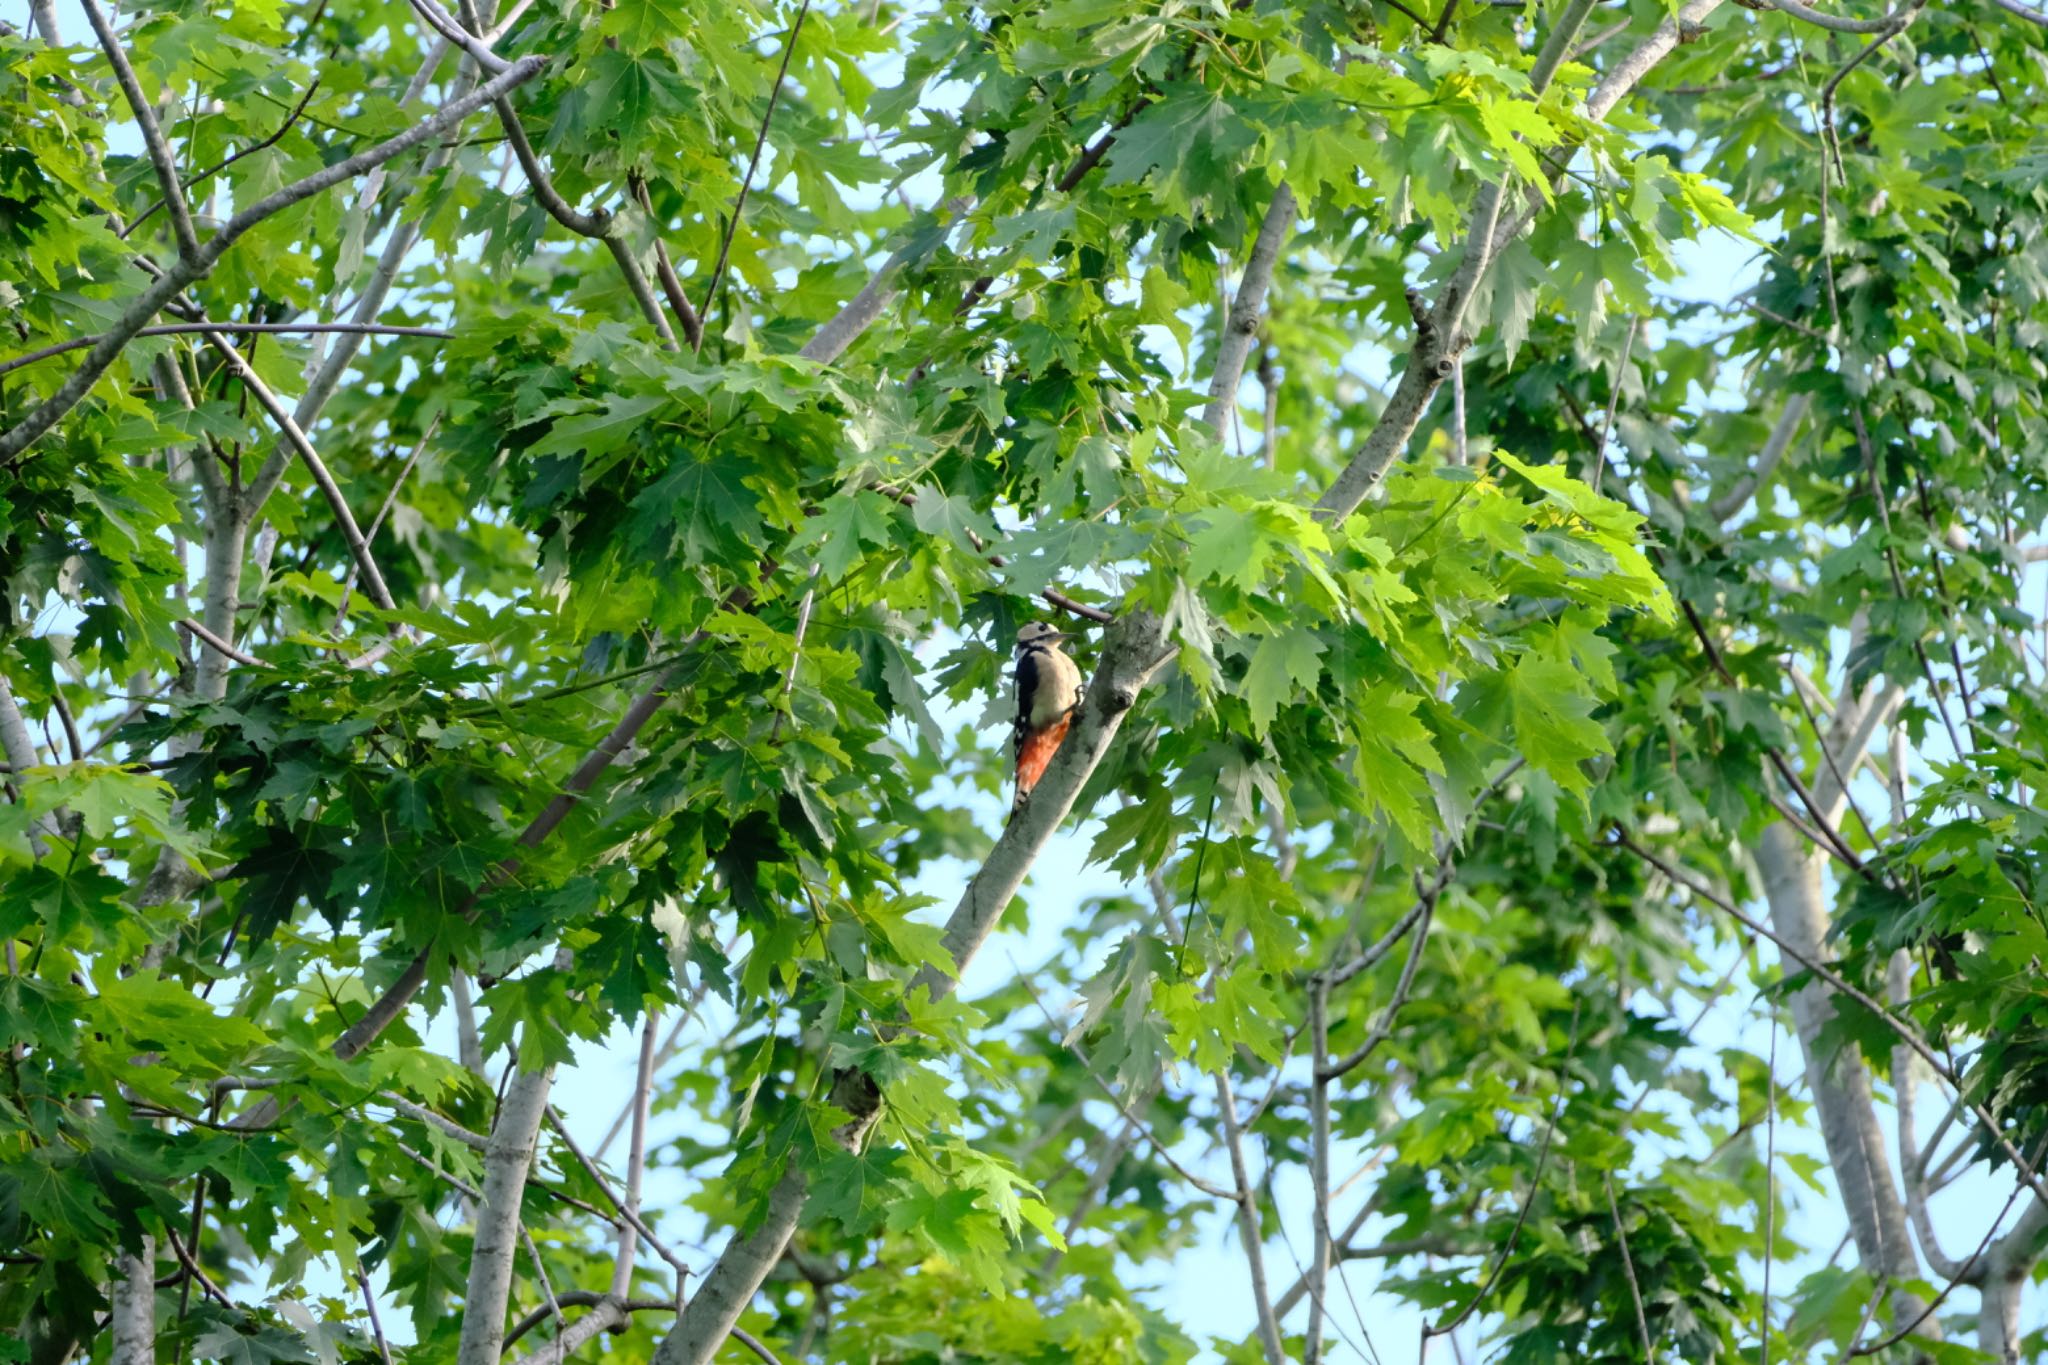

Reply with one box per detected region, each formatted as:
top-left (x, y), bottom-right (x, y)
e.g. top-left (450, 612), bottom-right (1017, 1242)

top-left (1015, 622), bottom-right (1068, 651)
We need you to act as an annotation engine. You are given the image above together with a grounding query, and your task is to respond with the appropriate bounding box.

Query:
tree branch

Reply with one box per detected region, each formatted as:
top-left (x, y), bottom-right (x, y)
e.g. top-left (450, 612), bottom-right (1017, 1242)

top-left (1708, 393), bottom-right (1810, 523)
top-left (0, 323), bottom-right (453, 380)
top-left (80, 0), bottom-right (201, 260)
top-left (455, 1061), bottom-right (557, 1365)
top-left (1204, 185), bottom-right (1298, 434)
top-left (1315, 0), bottom-right (1603, 521)
top-left (1614, 828), bottom-right (2048, 1210)
top-left (0, 55), bottom-right (547, 463)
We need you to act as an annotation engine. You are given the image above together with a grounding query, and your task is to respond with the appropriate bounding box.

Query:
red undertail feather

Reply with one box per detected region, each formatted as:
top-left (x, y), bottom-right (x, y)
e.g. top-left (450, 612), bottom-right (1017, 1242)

top-left (1013, 714), bottom-right (1075, 813)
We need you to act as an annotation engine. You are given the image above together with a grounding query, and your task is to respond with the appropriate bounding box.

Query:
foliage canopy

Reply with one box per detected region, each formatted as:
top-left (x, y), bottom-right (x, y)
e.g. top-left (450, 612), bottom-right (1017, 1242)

top-left (4, 0), bottom-right (2048, 1358)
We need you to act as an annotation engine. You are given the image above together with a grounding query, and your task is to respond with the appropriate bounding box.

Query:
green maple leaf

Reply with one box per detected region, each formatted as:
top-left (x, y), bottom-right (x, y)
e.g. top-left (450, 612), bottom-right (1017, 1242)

top-left (1103, 87), bottom-right (1259, 211)
top-left (188, 1323), bottom-right (316, 1365)
top-left (790, 489), bottom-right (899, 583)
top-left (93, 972), bottom-right (269, 1072)
top-left (529, 391), bottom-right (672, 485)
top-left (1507, 654), bottom-right (1609, 800)
top-left (1241, 626), bottom-right (1325, 733)
top-left (1185, 504), bottom-right (1276, 592)
top-left (1352, 684), bottom-right (1444, 851)
top-left (811, 1145), bottom-right (907, 1234)
top-left (581, 49), bottom-right (694, 145)
top-left (600, 0), bottom-right (692, 51)
top-left (8, 1153), bottom-right (117, 1243)
top-left (630, 452), bottom-right (767, 566)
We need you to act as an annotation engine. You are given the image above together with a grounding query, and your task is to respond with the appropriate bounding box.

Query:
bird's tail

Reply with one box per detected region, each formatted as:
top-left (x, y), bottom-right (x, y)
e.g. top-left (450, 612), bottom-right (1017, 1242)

top-left (1011, 713), bottom-right (1075, 817)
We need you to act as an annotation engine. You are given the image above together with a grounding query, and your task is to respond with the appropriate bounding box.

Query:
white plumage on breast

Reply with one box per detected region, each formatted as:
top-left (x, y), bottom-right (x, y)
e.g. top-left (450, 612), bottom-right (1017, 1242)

top-left (1016, 645), bottom-right (1082, 730)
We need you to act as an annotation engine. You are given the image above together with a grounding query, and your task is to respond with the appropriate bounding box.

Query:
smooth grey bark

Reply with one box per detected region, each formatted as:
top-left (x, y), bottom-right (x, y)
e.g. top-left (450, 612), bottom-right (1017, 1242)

top-left (1313, 0), bottom-right (1608, 522)
top-left (455, 1061), bottom-right (557, 1365)
top-left (1762, 823), bottom-right (1918, 1281)
top-left (0, 673), bottom-right (55, 852)
top-left (1755, 681), bottom-right (1930, 1330)
top-left (1204, 185), bottom-right (1297, 436)
top-left (108, 1242), bottom-right (156, 1365)
top-left (1707, 393), bottom-right (1810, 522)
top-left (1979, 1273), bottom-right (2023, 1363)
top-left (647, 1164), bottom-right (808, 1365)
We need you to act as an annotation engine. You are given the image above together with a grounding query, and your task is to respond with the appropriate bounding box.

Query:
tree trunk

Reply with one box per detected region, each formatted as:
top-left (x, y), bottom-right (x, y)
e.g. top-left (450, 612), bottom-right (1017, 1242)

top-left (456, 1064), bottom-right (556, 1365)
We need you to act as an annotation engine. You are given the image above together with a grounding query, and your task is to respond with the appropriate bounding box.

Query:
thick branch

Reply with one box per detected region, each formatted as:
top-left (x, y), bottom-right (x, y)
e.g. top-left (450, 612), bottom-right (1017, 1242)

top-left (455, 1062), bottom-right (557, 1365)
top-left (1204, 186), bottom-right (1298, 435)
top-left (1709, 393), bottom-right (1811, 523)
top-left (1315, 0), bottom-right (1603, 521)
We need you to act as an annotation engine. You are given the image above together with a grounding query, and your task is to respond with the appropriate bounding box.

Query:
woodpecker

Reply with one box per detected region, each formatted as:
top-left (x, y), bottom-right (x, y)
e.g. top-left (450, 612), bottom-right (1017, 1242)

top-left (1011, 622), bottom-right (1083, 817)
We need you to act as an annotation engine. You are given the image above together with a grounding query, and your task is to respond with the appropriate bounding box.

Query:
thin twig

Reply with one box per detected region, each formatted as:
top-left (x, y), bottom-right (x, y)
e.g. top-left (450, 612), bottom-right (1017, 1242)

top-left (732, 1327), bottom-right (788, 1365)
top-left (162, 1226), bottom-right (233, 1309)
top-left (122, 78), bottom-right (324, 240)
top-left (356, 1266), bottom-right (395, 1365)
top-left (1424, 1003), bottom-right (1581, 1341)
top-left (1319, 891), bottom-right (1434, 1080)
top-left (1606, 1173), bottom-right (1654, 1363)
top-left (1591, 316), bottom-right (1640, 493)
top-left (179, 618), bottom-right (265, 668)
top-left (541, 1105), bottom-right (697, 1280)
top-left (697, 0), bottom-right (812, 341)
top-left (1013, 966), bottom-right (1236, 1200)
top-left (337, 416), bottom-right (440, 620)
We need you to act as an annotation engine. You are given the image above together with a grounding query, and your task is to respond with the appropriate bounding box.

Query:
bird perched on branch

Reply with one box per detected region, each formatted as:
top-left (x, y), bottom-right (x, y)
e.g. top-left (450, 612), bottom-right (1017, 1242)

top-left (1012, 622), bottom-right (1083, 818)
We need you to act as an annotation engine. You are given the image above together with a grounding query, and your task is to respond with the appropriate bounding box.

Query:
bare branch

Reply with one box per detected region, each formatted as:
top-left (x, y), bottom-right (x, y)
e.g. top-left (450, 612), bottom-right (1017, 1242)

top-left (188, 325), bottom-right (399, 612)
top-left (122, 78), bottom-right (324, 242)
top-left (79, 0), bottom-right (201, 259)
top-left (406, 0), bottom-right (513, 72)
top-left (0, 323), bottom-right (452, 381)
top-left (1304, 980), bottom-right (1334, 1365)
top-left (1709, 393), bottom-right (1810, 523)
top-left (338, 417), bottom-right (441, 620)
top-left (1606, 1174), bottom-right (1655, 1363)
top-left (611, 1012), bottom-right (662, 1298)
top-left (1989, 0), bottom-right (2048, 27)
top-left (381, 1092), bottom-right (489, 1150)
top-left (1204, 186), bottom-right (1298, 434)
top-left (504, 1293), bottom-right (679, 1357)
top-left (1319, 895), bottom-right (1434, 1081)
top-left (542, 1105), bottom-right (696, 1282)
top-left (356, 1267), bottom-right (395, 1365)
top-left (1315, 0), bottom-right (1604, 521)
top-left (1761, 0), bottom-right (1912, 34)
top-left (1215, 1068), bottom-right (1288, 1365)
top-left (179, 618), bottom-right (265, 669)
top-left (1591, 316), bottom-right (1641, 493)
top-left (1615, 828), bottom-right (2048, 1209)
